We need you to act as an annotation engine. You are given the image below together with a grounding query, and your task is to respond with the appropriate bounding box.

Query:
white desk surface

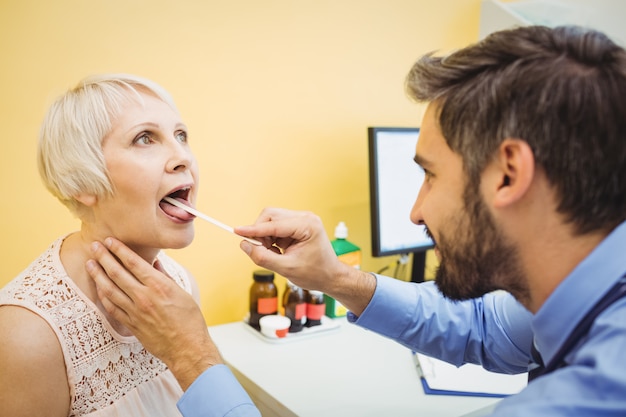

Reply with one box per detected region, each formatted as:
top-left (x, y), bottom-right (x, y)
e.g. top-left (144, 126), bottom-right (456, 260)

top-left (208, 319), bottom-right (500, 417)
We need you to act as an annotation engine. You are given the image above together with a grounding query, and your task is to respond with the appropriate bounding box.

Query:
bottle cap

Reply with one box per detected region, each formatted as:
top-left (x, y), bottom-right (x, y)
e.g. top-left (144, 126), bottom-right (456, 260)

top-left (335, 221), bottom-right (348, 239)
top-left (253, 270), bottom-right (275, 282)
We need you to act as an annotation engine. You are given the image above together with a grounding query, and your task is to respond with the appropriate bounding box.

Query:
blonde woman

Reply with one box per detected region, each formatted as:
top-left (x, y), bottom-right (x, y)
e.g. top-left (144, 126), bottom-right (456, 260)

top-left (0, 74), bottom-right (255, 416)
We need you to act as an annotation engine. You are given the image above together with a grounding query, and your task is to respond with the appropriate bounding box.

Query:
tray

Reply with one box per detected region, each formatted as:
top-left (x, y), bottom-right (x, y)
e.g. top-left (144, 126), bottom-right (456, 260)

top-left (243, 315), bottom-right (341, 344)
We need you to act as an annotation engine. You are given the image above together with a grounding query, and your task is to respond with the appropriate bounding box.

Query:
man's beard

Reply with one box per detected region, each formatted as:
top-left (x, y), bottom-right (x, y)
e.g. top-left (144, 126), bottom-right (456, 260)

top-left (433, 183), bottom-right (529, 303)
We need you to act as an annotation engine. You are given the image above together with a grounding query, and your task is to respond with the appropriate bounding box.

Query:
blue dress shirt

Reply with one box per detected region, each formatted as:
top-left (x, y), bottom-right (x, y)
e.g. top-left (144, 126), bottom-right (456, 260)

top-left (177, 364), bottom-right (261, 417)
top-left (175, 222), bottom-right (626, 416)
top-left (352, 221), bottom-right (626, 416)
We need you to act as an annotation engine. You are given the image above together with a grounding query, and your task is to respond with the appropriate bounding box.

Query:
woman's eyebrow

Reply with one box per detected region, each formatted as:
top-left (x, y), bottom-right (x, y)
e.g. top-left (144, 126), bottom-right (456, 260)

top-left (125, 122), bottom-right (160, 134)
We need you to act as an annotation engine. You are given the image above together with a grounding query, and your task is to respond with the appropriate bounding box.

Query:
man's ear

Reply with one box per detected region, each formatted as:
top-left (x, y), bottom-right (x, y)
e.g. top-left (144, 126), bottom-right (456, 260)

top-left (493, 138), bottom-right (535, 208)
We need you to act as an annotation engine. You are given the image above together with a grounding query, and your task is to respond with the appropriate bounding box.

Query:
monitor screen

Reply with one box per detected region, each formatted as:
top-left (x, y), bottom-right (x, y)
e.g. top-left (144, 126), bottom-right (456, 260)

top-left (368, 127), bottom-right (434, 257)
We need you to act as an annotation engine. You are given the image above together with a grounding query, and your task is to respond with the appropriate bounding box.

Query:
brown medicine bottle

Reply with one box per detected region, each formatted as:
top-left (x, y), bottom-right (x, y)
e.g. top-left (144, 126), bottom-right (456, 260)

top-left (249, 270), bottom-right (278, 330)
top-left (283, 280), bottom-right (306, 333)
top-left (305, 289), bottom-right (325, 327)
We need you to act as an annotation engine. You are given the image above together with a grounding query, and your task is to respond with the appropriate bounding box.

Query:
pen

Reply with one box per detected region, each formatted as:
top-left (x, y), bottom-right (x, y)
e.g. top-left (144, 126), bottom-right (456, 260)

top-left (412, 351), bottom-right (424, 378)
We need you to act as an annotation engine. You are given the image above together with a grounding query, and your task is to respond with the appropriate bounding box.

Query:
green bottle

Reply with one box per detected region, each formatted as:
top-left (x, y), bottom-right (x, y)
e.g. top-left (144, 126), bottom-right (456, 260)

top-left (326, 222), bottom-right (361, 318)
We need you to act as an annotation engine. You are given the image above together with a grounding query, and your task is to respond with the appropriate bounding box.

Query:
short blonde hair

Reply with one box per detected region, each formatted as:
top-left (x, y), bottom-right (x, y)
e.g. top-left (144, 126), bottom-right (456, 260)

top-left (37, 74), bottom-right (178, 217)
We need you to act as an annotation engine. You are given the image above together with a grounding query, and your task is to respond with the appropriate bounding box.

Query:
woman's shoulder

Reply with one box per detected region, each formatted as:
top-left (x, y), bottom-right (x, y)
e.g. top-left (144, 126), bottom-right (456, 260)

top-left (0, 237), bottom-right (69, 308)
top-left (0, 304), bottom-right (70, 417)
top-left (0, 304), bottom-right (62, 355)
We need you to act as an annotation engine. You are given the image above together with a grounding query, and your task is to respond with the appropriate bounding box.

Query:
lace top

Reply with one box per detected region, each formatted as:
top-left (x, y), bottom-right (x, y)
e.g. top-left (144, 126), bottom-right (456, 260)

top-left (0, 237), bottom-right (190, 416)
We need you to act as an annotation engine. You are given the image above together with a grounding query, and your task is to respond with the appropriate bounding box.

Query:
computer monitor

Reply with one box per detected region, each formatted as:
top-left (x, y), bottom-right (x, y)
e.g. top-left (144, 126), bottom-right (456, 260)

top-left (368, 127), bottom-right (434, 282)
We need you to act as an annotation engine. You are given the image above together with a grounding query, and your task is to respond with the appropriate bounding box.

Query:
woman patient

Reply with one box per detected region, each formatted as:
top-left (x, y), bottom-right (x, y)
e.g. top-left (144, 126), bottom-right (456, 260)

top-left (0, 74), bottom-right (202, 416)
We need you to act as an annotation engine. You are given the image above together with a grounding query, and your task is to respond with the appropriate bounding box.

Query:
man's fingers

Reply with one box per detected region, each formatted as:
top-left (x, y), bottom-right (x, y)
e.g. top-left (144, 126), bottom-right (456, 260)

top-left (91, 238), bottom-right (171, 293)
top-left (88, 241), bottom-right (143, 295)
top-left (235, 211), bottom-right (320, 244)
top-left (98, 286), bottom-right (133, 326)
top-left (240, 241), bottom-right (293, 274)
top-left (100, 238), bottom-right (161, 286)
top-left (85, 258), bottom-right (133, 320)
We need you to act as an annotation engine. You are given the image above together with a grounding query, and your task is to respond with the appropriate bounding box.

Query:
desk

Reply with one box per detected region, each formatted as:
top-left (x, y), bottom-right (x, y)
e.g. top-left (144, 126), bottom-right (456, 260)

top-left (208, 319), bottom-right (500, 417)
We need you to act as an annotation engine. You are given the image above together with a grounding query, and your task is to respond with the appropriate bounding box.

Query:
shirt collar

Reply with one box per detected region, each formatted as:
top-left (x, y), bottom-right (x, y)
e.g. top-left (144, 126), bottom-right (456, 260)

top-left (531, 221), bottom-right (626, 365)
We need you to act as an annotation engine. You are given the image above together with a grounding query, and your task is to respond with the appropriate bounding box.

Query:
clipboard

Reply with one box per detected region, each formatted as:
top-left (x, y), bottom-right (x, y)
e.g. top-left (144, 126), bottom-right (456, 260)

top-left (413, 352), bottom-right (527, 397)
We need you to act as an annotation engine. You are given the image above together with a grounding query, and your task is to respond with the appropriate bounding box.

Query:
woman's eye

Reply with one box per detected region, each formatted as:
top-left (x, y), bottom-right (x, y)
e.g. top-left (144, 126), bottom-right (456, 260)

top-left (134, 133), bottom-right (153, 145)
top-left (175, 131), bottom-right (188, 143)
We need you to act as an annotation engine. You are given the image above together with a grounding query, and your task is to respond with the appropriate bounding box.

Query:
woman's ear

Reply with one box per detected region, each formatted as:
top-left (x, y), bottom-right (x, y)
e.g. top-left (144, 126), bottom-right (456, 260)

top-left (73, 193), bottom-right (97, 207)
top-left (493, 138), bottom-right (535, 208)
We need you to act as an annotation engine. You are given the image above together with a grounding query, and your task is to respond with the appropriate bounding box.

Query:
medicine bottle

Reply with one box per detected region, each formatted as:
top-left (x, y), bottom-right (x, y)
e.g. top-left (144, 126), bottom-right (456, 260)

top-left (327, 221), bottom-right (361, 317)
top-left (305, 289), bottom-right (325, 327)
top-left (331, 222), bottom-right (362, 269)
top-left (249, 270), bottom-right (278, 330)
top-left (283, 280), bottom-right (306, 333)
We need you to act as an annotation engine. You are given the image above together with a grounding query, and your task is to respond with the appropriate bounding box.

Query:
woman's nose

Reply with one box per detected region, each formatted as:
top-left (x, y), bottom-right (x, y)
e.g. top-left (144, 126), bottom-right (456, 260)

top-left (166, 141), bottom-right (193, 172)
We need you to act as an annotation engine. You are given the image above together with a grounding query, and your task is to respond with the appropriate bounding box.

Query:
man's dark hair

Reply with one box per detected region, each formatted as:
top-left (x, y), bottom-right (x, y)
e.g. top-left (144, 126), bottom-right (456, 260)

top-left (406, 25), bottom-right (626, 235)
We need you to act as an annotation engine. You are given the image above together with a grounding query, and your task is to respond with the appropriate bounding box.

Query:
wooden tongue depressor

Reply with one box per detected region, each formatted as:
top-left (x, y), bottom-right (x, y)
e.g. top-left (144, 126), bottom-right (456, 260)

top-left (163, 197), bottom-right (262, 246)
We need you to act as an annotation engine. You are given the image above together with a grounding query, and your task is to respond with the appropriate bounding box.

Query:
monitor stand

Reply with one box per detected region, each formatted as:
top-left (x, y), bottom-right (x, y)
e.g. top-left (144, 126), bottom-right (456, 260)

top-left (410, 251), bottom-right (427, 283)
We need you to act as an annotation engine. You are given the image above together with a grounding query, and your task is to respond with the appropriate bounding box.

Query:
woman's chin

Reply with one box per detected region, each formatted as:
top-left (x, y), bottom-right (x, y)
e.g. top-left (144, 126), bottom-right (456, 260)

top-left (169, 233), bottom-right (195, 250)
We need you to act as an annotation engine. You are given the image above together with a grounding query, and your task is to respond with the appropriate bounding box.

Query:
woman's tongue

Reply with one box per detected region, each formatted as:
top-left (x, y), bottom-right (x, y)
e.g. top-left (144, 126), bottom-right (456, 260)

top-left (160, 198), bottom-right (195, 221)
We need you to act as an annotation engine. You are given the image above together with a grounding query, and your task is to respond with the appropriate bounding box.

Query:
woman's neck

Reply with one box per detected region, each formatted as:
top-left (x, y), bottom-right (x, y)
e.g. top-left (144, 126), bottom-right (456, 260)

top-left (59, 230), bottom-right (156, 337)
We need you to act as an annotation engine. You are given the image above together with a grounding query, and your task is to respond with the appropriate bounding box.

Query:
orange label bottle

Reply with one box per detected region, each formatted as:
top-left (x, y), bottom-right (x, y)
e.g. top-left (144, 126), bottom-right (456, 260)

top-left (249, 270), bottom-right (278, 330)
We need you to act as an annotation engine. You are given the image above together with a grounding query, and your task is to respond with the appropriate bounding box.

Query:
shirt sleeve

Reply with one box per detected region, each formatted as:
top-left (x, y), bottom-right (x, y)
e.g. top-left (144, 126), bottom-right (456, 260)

top-left (177, 364), bottom-right (261, 417)
top-left (350, 275), bottom-right (533, 373)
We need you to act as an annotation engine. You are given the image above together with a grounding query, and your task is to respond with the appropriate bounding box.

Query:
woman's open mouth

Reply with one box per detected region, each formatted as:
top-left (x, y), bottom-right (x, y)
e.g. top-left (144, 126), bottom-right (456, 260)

top-left (159, 187), bottom-right (195, 222)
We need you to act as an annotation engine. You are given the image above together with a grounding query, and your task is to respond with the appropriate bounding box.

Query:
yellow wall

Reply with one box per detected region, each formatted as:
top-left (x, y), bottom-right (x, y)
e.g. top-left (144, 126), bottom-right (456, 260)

top-left (0, 0), bottom-right (481, 325)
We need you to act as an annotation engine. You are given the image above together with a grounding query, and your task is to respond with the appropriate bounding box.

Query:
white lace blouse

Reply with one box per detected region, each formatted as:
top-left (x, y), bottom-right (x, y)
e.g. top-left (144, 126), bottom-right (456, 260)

top-left (0, 237), bottom-right (189, 416)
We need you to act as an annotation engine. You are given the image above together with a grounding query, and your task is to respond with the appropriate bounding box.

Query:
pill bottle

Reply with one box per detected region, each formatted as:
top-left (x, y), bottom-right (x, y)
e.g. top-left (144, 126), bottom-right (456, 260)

top-left (283, 280), bottom-right (306, 333)
top-left (326, 221), bottom-right (361, 318)
top-left (249, 270), bottom-right (278, 330)
top-left (305, 289), bottom-right (325, 327)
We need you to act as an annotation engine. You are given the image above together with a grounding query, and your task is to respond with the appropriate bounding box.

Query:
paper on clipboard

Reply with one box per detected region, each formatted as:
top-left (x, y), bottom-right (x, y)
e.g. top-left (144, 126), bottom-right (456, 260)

top-left (414, 352), bottom-right (528, 397)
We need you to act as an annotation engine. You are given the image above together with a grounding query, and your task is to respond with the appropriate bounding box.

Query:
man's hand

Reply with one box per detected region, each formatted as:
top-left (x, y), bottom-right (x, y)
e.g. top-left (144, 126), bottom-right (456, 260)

top-left (86, 237), bottom-right (222, 390)
top-left (235, 208), bottom-right (376, 316)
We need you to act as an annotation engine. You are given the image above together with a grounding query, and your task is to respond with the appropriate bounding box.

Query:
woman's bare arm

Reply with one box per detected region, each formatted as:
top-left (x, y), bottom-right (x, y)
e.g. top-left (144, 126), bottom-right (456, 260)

top-left (0, 305), bottom-right (70, 417)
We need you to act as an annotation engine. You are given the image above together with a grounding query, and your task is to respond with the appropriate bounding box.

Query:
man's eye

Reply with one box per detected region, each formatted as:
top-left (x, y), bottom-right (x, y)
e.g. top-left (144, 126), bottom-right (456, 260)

top-left (175, 131), bottom-right (188, 143)
top-left (417, 165), bottom-right (433, 181)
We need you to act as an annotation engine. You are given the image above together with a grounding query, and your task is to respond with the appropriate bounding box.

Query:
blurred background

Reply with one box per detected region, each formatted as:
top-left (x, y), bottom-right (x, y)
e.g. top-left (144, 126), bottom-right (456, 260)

top-left (0, 0), bottom-right (483, 325)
